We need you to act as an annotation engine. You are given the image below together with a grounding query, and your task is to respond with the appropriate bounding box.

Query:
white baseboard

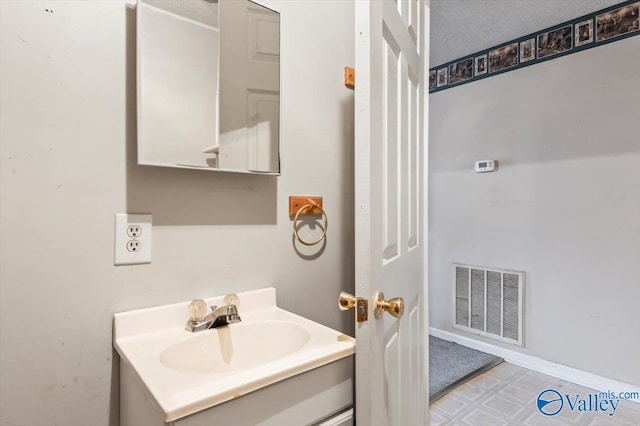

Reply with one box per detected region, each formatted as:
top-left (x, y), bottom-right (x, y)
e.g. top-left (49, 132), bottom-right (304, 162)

top-left (429, 327), bottom-right (640, 404)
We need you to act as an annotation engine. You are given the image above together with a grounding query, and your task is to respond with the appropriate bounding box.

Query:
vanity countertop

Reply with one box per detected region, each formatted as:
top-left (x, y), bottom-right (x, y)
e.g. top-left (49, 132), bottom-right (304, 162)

top-left (113, 288), bottom-right (355, 422)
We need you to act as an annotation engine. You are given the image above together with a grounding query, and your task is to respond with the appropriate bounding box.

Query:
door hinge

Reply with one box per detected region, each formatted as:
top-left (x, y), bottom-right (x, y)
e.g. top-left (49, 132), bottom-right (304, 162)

top-left (344, 66), bottom-right (355, 90)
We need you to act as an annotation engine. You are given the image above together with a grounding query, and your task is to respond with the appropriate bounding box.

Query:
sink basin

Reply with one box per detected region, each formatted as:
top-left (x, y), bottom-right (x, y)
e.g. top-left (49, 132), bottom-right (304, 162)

top-left (159, 320), bottom-right (310, 373)
top-left (113, 287), bottom-right (355, 422)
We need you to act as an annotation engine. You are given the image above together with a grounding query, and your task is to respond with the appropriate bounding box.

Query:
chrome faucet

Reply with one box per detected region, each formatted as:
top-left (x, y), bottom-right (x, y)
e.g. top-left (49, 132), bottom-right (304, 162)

top-left (185, 295), bottom-right (241, 332)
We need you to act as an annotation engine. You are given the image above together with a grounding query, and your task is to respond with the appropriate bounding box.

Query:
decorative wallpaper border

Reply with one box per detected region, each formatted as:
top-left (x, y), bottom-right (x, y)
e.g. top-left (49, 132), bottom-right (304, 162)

top-left (429, 0), bottom-right (640, 93)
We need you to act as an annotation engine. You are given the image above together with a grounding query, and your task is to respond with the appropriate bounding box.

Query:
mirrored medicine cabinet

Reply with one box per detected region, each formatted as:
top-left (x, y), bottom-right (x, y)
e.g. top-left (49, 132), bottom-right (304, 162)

top-left (137, 0), bottom-right (280, 174)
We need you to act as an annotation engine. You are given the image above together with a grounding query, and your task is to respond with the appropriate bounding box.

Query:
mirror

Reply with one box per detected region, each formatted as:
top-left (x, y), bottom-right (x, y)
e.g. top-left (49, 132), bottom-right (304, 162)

top-left (137, 0), bottom-right (280, 174)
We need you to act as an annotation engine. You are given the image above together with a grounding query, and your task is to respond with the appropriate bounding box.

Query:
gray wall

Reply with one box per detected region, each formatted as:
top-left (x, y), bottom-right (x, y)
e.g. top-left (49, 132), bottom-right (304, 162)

top-left (428, 25), bottom-right (640, 387)
top-left (0, 1), bottom-right (354, 425)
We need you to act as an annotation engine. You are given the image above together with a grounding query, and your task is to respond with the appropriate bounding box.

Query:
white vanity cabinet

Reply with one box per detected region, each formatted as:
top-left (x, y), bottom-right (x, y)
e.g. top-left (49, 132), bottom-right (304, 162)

top-left (120, 356), bottom-right (353, 426)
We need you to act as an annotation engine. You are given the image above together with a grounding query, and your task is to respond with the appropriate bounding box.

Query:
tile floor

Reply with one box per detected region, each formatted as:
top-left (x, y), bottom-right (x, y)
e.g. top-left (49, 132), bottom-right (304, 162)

top-left (430, 362), bottom-right (640, 425)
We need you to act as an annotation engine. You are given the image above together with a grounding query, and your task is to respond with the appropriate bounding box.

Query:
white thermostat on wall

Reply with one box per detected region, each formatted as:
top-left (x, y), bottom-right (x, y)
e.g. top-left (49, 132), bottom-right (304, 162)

top-left (475, 160), bottom-right (496, 173)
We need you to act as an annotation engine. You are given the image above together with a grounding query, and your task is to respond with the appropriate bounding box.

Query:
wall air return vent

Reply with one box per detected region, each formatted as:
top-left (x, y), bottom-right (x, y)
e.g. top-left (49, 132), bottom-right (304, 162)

top-left (454, 264), bottom-right (524, 346)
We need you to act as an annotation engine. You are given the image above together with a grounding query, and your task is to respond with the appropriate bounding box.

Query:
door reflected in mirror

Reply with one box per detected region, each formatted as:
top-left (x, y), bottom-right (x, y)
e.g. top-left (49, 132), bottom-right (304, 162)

top-left (137, 0), bottom-right (280, 174)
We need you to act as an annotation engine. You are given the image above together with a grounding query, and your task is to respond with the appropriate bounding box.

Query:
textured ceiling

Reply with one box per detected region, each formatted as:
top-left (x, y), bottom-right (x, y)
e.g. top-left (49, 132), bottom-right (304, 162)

top-left (430, 0), bottom-right (623, 66)
top-left (143, 0), bottom-right (219, 28)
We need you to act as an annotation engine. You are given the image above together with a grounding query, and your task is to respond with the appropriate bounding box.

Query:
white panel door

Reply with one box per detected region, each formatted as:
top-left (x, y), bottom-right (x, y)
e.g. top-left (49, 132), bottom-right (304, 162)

top-left (218, 0), bottom-right (279, 172)
top-left (354, 0), bottom-right (429, 424)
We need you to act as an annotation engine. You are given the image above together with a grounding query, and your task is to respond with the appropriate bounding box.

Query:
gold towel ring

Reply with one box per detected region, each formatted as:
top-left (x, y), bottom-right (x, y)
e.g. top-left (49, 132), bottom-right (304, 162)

top-left (293, 203), bottom-right (328, 246)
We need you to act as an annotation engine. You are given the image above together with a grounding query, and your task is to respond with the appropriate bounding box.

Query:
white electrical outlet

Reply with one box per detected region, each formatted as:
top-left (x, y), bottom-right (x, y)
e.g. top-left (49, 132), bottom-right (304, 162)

top-left (127, 225), bottom-right (142, 238)
top-left (115, 214), bottom-right (152, 265)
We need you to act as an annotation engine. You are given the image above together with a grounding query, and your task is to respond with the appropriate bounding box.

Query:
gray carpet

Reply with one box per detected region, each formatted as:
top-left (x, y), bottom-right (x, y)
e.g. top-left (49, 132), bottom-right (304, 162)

top-left (429, 335), bottom-right (503, 403)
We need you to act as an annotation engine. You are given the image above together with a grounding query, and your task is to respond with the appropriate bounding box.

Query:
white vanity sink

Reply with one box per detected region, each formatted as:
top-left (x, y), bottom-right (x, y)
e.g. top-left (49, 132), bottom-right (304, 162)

top-left (159, 320), bottom-right (311, 373)
top-left (113, 288), bottom-right (355, 424)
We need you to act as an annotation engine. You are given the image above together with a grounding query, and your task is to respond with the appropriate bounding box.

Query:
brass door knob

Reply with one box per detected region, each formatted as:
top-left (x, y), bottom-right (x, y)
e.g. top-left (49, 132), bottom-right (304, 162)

top-left (338, 292), bottom-right (356, 311)
top-left (374, 292), bottom-right (404, 319)
top-left (339, 292), bottom-right (369, 322)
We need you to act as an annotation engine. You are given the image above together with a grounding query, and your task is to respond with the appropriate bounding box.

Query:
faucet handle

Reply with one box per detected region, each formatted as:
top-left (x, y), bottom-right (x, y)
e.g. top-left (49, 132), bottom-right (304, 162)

top-left (188, 299), bottom-right (208, 322)
top-left (223, 293), bottom-right (239, 307)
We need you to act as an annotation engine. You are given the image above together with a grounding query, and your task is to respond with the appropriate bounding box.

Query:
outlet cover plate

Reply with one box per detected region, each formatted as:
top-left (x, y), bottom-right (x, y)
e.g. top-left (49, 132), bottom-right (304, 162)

top-left (115, 213), bottom-right (152, 265)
